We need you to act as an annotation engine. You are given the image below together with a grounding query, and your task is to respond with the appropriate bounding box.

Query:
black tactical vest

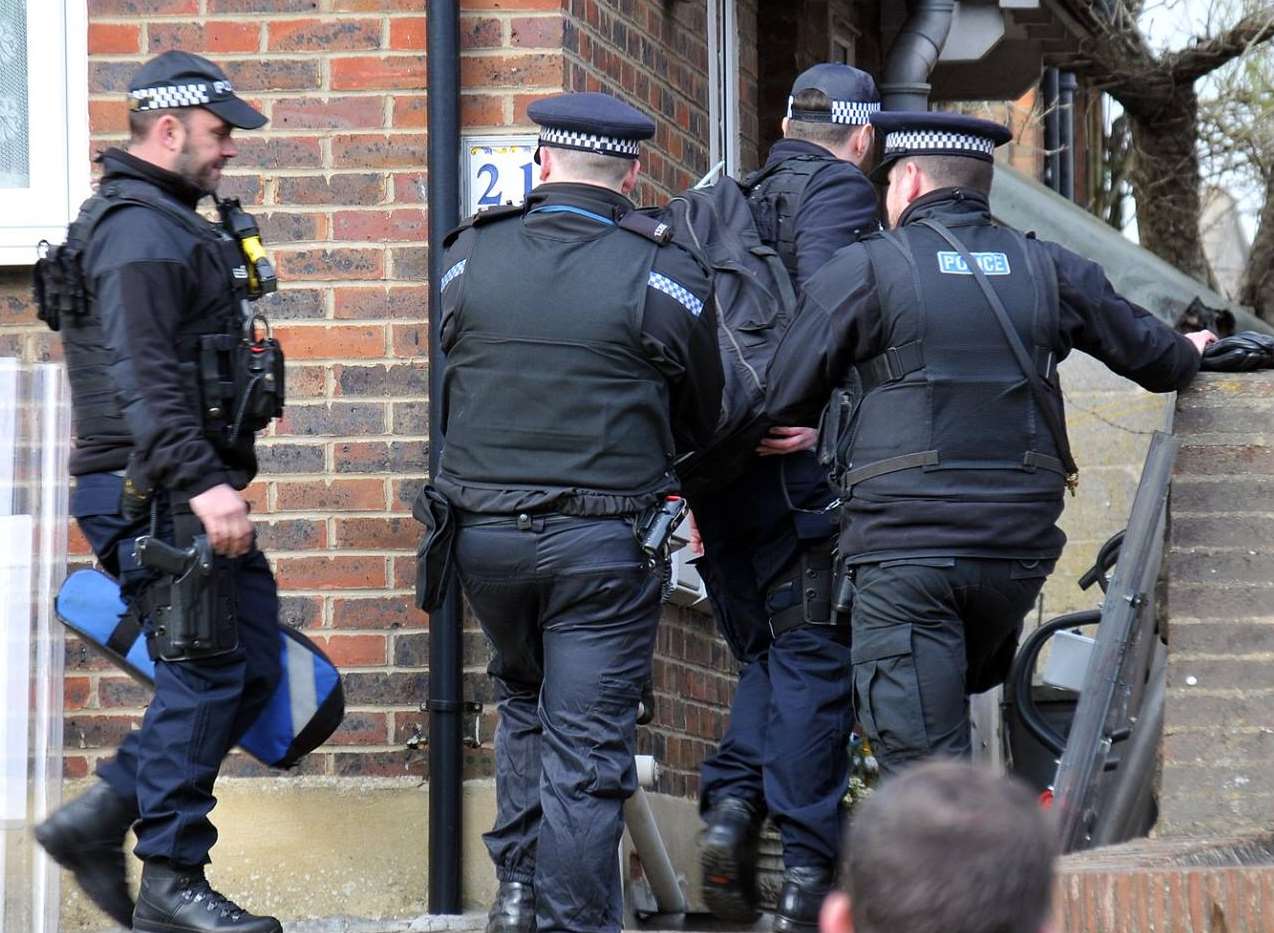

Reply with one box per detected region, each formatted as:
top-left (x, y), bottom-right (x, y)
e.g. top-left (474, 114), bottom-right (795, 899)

top-left (744, 153), bottom-right (841, 282)
top-left (438, 210), bottom-right (678, 516)
top-left (49, 180), bottom-right (250, 461)
top-left (838, 219), bottom-right (1069, 527)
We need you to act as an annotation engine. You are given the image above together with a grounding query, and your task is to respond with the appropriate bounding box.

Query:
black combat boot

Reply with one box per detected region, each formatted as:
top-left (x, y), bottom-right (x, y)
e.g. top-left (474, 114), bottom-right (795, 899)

top-left (774, 865), bottom-right (834, 933)
top-left (486, 880), bottom-right (535, 933)
top-left (133, 861), bottom-right (282, 933)
top-left (33, 779), bottom-right (138, 928)
top-left (699, 796), bottom-right (762, 922)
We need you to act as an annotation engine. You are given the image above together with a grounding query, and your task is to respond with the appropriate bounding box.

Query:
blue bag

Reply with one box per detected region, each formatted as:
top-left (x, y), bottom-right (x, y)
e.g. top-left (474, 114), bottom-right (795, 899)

top-left (55, 568), bottom-right (344, 769)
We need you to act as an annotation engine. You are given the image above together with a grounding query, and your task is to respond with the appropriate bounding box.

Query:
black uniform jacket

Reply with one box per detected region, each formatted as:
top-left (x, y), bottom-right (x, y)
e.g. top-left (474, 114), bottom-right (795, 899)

top-left (78, 149), bottom-right (255, 496)
top-left (438, 182), bottom-right (723, 515)
top-left (765, 187), bottom-right (1201, 561)
top-left (762, 138), bottom-right (880, 291)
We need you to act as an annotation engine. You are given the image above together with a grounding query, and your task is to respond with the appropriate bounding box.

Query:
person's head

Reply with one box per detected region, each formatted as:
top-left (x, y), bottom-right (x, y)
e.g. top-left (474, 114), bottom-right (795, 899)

top-left (537, 145), bottom-right (640, 195)
top-left (820, 761), bottom-right (1059, 933)
top-left (782, 64), bottom-right (880, 168)
top-left (528, 92), bottom-right (654, 196)
top-left (125, 51), bottom-right (267, 194)
top-left (869, 111), bottom-right (1012, 228)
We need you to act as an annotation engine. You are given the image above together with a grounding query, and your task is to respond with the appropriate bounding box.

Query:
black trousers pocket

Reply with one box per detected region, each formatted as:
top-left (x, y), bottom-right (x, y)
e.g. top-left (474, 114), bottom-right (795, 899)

top-left (851, 623), bottom-right (929, 758)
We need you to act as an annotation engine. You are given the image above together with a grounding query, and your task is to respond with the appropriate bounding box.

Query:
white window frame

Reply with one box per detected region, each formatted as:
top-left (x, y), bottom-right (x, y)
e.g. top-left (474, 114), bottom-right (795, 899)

top-left (0, 0), bottom-right (90, 265)
top-left (707, 0), bottom-right (740, 179)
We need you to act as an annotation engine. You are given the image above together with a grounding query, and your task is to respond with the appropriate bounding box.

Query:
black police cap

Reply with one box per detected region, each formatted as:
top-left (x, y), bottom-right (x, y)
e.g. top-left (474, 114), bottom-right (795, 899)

top-left (869, 110), bottom-right (1013, 181)
top-left (128, 51), bottom-right (266, 131)
top-left (528, 92), bottom-right (656, 163)
top-left (787, 63), bottom-right (881, 126)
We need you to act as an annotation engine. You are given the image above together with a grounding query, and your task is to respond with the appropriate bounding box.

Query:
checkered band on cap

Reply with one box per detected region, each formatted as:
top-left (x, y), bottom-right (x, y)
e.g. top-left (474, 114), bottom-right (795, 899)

top-left (787, 96), bottom-right (880, 125)
top-left (885, 129), bottom-right (997, 158)
top-left (537, 126), bottom-right (642, 158)
top-left (129, 81), bottom-right (232, 112)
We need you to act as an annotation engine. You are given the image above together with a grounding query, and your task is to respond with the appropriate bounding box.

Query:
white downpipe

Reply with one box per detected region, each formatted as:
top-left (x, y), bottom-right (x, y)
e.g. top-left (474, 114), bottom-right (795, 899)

top-left (624, 755), bottom-right (687, 915)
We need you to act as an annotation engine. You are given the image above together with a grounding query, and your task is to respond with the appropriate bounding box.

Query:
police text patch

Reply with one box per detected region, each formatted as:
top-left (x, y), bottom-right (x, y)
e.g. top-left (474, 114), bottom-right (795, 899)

top-left (937, 251), bottom-right (1011, 276)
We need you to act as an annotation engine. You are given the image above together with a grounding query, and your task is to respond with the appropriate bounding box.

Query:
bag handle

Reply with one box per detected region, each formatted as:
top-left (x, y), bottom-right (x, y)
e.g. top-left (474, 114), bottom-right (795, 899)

top-left (917, 218), bottom-right (1079, 495)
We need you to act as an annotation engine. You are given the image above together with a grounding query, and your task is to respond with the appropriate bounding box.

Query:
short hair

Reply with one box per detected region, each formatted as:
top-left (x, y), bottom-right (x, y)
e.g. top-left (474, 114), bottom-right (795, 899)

top-left (128, 107), bottom-right (191, 143)
top-left (785, 88), bottom-right (857, 149)
top-left (541, 145), bottom-right (633, 188)
top-left (846, 761), bottom-right (1058, 933)
top-left (901, 153), bottom-right (995, 194)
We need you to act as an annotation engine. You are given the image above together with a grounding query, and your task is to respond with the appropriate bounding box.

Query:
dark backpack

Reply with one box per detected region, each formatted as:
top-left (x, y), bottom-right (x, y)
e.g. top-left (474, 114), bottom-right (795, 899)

top-left (660, 176), bottom-right (801, 498)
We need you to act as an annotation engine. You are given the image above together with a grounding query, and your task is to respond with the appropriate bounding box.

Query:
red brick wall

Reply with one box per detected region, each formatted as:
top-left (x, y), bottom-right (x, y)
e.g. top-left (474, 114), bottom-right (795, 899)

top-left (0, 0), bottom-right (745, 795)
top-left (562, 0), bottom-right (761, 203)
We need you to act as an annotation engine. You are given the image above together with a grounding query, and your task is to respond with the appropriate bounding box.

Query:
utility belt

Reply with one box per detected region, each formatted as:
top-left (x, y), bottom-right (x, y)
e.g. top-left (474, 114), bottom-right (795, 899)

top-left (134, 508), bottom-right (238, 662)
top-left (420, 497), bottom-right (688, 609)
top-left (766, 540), bottom-right (843, 639)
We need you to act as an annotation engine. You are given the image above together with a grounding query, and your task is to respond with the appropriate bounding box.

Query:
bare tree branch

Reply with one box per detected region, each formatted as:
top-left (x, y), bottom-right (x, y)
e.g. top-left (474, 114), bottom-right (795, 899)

top-left (1164, 10), bottom-right (1274, 81)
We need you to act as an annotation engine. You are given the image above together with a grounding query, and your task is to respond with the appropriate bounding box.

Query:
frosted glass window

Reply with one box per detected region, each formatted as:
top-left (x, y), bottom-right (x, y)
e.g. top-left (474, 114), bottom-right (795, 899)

top-left (0, 0), bottom-right (28, 189)
top-left (0, 0), bottom-right (88, 263)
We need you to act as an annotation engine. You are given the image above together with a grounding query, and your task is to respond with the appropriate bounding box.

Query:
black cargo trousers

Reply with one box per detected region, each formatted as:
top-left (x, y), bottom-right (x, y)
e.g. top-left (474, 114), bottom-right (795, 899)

top-left (849, 556), bottom-right (1053, 776)
top-left (454, 511), bottom-right (662, 933)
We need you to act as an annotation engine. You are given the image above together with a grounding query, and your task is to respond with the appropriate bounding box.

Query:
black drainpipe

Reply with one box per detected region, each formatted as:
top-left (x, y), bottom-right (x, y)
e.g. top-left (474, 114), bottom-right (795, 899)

top-left (426, 0), bottom-right (463, 915)
top-left (1042, 67), bottom-right (1060, 193)
top-left (1058, 72), bottom-right (1078, 202)
top-left (880, 0), bottom-right (957, 112)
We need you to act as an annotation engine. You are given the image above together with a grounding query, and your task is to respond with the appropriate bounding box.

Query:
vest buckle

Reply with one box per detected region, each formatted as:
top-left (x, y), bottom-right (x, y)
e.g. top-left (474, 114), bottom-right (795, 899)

top-left (885, 346), bottom-right (904, 382)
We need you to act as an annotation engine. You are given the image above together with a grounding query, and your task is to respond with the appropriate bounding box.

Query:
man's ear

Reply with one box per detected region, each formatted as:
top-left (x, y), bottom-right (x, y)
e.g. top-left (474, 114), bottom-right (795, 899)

top-left (621, 158), bottom-right (641, 195)
top-left (904, 160), bottom-right (925, 203)
top-left (538, 147), bottom-right (553, 183)
top-left (819, 891), bottom-right (854, 933)
top-left (781, 116), bottom-right (791, 138)
top-left (156, 113), bottom-right (185, 153)
top-left (853, 123), bottom-right (874, 161)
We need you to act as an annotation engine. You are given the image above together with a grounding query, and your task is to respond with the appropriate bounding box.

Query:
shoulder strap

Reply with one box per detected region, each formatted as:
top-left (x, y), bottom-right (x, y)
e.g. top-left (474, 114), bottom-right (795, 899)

top-left (741, 153), bottom-right (837, 193)
top-left (917, 218), bottom-right (1079, 494)
top-left (444, 203), bottom-right (524, 248)
top-left (96, 182), bottom-right (214, 241)
top-left (618, 209), bottom-right (672, 245)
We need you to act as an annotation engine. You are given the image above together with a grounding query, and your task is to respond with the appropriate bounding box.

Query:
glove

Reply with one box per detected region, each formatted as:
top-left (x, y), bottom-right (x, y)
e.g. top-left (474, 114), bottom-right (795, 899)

top-left (1200, 331), bottom-right (1274, 372)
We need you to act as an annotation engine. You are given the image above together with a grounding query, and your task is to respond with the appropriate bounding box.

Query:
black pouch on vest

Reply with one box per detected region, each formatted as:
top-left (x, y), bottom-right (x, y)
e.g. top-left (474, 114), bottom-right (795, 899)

top-left (411, 485), bottom-right (456, 612)
top-left (136, 534), bottom-right (238, 661)
top-left (232, 317), bottom-right (287, 435)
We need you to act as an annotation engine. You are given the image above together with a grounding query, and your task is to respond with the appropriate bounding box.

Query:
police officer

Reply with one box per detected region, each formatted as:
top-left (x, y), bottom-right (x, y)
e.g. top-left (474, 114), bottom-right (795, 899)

top-left (692, 64), bottom-right (880, 930)
top-left (765, 111), bottom-right (1215, 779)
top-left (33, 52), bottom-right (284, 933)
top-left (436, 92), bottom-right (723, 933)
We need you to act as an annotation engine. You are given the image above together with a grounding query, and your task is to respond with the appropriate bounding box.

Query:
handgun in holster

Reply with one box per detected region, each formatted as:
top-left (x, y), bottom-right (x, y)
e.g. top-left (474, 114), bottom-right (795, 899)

top-left (634, 496), bottom-right (688, 565)
top-left (135, 534), bottom-right (238, 661)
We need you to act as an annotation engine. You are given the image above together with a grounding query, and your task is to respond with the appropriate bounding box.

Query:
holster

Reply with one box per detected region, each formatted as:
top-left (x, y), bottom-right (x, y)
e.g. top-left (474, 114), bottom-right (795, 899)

top-left (136, 517), bottom-right (238, 662)
top-left (817, 382), bottom-right (860, 495)
top-left (766, 541), bottom-right (840, 639)
top-left (411, 485), bottom-right (456, 612)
